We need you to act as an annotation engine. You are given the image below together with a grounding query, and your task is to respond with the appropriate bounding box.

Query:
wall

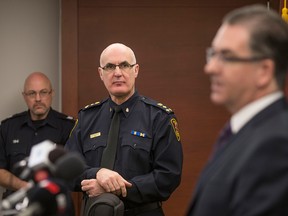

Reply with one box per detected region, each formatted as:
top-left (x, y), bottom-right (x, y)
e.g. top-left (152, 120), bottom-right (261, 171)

top-left (0, 0), bottom-right (60, 199)
top-left (0, 0), bottom-right (61, 121)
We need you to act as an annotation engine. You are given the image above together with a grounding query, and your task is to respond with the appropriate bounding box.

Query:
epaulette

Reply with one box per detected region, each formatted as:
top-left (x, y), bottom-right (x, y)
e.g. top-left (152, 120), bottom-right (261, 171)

top-left (141, 96), bottom-right (174, 114)
top-left (81, 99), bottom-right (107, 111)
top-left (1, 111), bottom-right (26, 123)
top-left (60, 114), bottom-right (75, 122)
top-left (52, 110), bottom-right (75, 122)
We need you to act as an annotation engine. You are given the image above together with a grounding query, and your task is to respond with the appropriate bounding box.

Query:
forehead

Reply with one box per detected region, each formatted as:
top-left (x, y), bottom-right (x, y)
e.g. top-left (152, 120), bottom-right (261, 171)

top-left (101, 47), bottom-right (133, 64)
top-left (212, 24), bottom-right (251, 53)
top-left (24, 75), bottom-right (50, 91)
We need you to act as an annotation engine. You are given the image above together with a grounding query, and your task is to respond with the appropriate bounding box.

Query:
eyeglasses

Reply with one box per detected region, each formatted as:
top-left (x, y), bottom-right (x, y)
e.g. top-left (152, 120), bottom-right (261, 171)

top-left (100, 61), bottom-right (136, 72)
top-left (23, 89), bottom-right (52, 99)
top-left (206, 47), bottom-right (269, 64)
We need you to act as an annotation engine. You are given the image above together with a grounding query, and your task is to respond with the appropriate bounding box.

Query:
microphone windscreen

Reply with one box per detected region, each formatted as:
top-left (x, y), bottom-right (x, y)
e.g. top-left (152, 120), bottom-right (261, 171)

top-left (54, 153), bottom-right (85, 181)
top-left (48, 146), bottom-right (67, 164)
top-left (25, 181), bottom-right (61, 215)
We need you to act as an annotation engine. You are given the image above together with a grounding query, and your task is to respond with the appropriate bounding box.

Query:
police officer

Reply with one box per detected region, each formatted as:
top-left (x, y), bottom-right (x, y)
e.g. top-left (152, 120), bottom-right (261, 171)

top-left (65, 43), bottom-right (183, 216)
top-left (0, 72), bottom-right (75, 198)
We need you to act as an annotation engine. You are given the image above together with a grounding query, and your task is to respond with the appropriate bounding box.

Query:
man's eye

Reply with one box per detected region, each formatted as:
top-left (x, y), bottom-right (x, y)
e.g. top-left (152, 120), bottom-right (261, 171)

top-left (105, 64), bottom-right (116, 70)
top-left (40, 91), bottom-right (49, 94)
top-left (28, 92), bottom-right (36, 96)
top-left (119, 62), bottom-right (130, 69)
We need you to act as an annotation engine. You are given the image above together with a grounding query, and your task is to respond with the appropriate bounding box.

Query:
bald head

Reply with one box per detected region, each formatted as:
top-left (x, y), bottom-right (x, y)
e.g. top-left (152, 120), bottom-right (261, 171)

top-left (23, 72), bottom-right (52, 92)
top-left (98, 43), bottom-right (139, 105)
top-left (99, 43), bottom-right (137, 66)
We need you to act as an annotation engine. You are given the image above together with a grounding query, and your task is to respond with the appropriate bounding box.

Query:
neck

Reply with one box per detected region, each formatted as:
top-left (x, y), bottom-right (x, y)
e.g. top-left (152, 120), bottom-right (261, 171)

top-left (111, 90), bottom-right (135, 105)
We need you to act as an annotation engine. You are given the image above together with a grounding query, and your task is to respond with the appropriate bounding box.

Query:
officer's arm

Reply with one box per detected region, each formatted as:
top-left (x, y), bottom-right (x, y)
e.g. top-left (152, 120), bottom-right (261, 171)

top-left (0, 169), bottom-right (28, 191)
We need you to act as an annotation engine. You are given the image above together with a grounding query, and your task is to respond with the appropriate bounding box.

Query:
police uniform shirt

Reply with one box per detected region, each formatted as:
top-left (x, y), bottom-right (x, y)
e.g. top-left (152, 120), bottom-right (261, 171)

top-left (66, 91), bottom-right (183, 208)
top-left (0, 108), bottom-right (75, 171)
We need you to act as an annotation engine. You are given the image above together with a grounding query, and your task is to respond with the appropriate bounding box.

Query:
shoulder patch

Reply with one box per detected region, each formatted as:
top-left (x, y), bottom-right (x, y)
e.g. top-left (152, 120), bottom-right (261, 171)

top-left (171, 118), bottom-right (181, 141)
top-left (141, 97), bottom-right (174, 114)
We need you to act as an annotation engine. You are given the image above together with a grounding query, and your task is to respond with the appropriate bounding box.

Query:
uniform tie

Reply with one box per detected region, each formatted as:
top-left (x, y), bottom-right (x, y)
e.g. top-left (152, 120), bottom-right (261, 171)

top-left (101, 106), bottom-right (122, 169)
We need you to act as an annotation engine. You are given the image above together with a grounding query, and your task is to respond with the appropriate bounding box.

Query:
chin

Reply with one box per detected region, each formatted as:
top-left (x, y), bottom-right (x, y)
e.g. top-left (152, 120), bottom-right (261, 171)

top-left (112, 90), bottom-right (129, 96)
top-left (210, 94), bottom-right (226, 106)
top-left (33, 109), bottom-right (48, 115)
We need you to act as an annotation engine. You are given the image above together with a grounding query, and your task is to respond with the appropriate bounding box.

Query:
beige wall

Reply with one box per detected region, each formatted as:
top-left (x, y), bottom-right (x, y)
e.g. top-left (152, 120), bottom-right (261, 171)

top-left (0, 0), bottom-right (61, 121)
top-left (0, 0), bottom-right (60, 199)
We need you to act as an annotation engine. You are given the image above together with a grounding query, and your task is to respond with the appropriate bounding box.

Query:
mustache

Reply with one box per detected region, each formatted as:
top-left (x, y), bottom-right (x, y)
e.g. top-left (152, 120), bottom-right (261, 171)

top-left (33, 103), bottom-right (46, 108)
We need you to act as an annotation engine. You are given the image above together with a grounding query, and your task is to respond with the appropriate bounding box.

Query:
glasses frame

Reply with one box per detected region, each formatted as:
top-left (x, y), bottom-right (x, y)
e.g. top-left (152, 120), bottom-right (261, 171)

top-left (206, 47), bottom-right (269, 64)
top-left (100, 61), bottom-right (136, 72)
top-left (23, 89), bottom-right (52, 99)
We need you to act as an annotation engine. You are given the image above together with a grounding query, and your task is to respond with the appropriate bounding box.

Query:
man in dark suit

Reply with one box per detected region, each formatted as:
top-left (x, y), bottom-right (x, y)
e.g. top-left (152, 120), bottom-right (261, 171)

top-left (187, 4), bottom-right (288, 216)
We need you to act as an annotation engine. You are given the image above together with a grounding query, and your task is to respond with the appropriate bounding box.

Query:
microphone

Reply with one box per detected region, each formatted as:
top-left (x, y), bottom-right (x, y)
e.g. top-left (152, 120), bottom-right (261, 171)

top-left (27, 140), bottom-right (56, 170)
top-left (17, 203), bottom-right (42, 216)
top-left (54, 152), bottom-right (85, 181)
top-left (17, 179), bottom-right (73, 216)
top-left (2, 141), bottom-right (83, 215)
top-left (11, 157), bottom-right (29, 177)
top-left (1, 184), bottom-right (32, 210)
top-left (19, 140), bottom-right (67, 181)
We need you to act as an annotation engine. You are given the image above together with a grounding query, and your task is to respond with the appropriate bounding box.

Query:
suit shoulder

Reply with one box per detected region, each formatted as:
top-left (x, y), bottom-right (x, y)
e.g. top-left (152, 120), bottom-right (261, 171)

top-left (1, 111), bottom-right (27, 124)
top-left (80, 99), bottom-right (107, 112)
top-left (140, 96), bottom-right (174, 114)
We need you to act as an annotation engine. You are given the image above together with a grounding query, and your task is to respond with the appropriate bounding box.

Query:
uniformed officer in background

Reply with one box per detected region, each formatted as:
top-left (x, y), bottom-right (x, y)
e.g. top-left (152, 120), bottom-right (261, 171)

top-left (65, 43), bottom-right (183, 216)
top-left (0, 71), bottom-right (75, 198)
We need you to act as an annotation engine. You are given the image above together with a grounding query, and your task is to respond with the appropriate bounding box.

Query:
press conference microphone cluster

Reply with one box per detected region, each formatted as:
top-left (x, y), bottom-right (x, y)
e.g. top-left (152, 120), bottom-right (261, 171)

top-left (18, 140), bottom-right (85, 183)
top-left (1, 140), bottom-right (85, 216)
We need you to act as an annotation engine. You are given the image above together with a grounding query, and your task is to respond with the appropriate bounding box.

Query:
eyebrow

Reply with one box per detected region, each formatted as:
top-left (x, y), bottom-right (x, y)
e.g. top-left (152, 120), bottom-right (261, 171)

top-left (106, 61), bottom-right (129, 65)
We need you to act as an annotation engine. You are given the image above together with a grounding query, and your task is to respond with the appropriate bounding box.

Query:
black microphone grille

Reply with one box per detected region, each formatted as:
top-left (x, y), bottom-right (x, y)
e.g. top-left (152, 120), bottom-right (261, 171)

top-left (48, 146), bottom-right (67, 164)
top-left (54, 153), bottom-right (85, 181)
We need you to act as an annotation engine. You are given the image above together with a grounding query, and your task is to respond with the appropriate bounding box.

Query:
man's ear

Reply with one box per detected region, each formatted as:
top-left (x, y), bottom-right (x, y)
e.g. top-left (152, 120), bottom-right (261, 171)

top-left (256, 59), bottom-right (275, 88)
top-left (134, 64), bottom-right (139, 78)
top-left (98, 67), bottom-right (104, 81)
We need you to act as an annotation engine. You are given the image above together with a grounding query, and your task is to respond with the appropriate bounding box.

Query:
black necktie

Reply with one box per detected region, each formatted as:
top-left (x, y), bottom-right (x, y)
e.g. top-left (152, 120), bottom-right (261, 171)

top-left (101, 106), bottom-right (121, 169)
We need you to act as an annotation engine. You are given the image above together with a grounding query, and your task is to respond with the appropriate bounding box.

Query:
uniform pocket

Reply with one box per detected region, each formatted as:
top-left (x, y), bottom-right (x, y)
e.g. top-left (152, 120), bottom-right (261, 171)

top-left (83, 136), bottom-right (106, 166)
top-left (121, 134), bottom-right (152, 173)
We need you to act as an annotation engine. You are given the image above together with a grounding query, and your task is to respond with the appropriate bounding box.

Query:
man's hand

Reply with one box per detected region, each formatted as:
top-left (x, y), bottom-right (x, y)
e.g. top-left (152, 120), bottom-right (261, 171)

top-left (96, 168), bottom-right (132, 197)
top-left (81, 179), bottom-right (105, 197)
top-left (0, 169), bottom-right (28, 191)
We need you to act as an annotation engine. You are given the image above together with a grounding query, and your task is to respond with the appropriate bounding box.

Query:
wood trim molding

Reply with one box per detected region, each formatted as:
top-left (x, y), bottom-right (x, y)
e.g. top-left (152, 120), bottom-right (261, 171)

top-left (61, 0), bottom-right (79, 118)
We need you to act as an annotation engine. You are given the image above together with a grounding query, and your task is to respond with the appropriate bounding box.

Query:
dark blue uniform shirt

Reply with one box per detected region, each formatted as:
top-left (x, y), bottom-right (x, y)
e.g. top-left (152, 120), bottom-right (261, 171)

top-left (0, 108), bottom-right (75, 172)
top-left (66, 92), bottom-right (183, 209)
